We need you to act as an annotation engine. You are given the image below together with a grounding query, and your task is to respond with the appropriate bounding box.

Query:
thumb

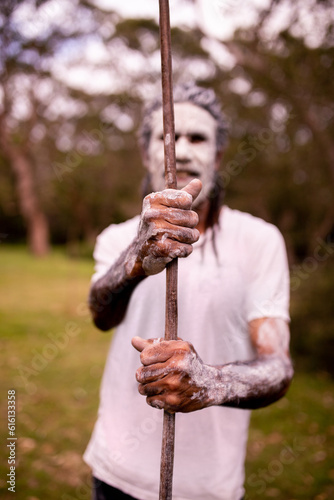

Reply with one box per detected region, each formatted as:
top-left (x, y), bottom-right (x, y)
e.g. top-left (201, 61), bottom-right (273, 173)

top-left (181, 179), bottom-right (202, 204)
top-left (131, 336), bottom-right (156, 352)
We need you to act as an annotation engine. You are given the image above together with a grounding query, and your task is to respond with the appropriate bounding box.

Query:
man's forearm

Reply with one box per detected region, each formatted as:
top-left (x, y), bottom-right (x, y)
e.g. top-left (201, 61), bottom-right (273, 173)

top-left (205, 355), bottom-right (294, 410)
top-left (89, 242), bottom-right (147, 331)
top-left (89, 181), bottom-right (201, 332)
top-left (133, 336), bottom-right (293, 414)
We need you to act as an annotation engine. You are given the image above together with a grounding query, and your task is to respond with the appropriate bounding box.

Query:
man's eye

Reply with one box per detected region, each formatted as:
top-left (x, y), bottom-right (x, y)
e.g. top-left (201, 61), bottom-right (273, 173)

top-left (189, 134), bottom-right (206, 143)
top-left (159, 134), bottom-right (164, 141)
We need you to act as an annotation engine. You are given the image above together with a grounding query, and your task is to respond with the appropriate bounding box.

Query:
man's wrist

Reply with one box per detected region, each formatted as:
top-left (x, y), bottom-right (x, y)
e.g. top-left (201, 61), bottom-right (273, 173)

top-left (124, 242), bottom-right (146, 279)
top-left (191, 362), bottom-right (230, 408)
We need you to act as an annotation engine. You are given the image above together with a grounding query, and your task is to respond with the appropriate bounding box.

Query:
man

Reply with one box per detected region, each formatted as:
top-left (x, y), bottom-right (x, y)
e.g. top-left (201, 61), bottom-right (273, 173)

top-left (84, 83), bottom-right (293, 500)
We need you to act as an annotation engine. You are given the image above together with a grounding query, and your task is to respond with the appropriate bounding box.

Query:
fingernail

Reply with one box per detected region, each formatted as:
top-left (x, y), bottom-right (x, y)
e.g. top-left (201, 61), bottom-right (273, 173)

top-left (150, 400), bottom-right (164, 410)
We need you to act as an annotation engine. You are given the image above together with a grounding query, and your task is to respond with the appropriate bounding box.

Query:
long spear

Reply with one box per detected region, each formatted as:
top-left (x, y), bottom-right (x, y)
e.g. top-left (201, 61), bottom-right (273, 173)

top-left (158, 1), bottom-right (177, 499)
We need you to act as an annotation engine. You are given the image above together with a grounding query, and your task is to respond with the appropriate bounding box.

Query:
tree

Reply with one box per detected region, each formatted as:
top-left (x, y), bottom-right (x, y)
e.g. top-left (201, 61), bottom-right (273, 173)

top-left (221, 0), bottom-right (334, 260)
top-left (0, 0), bottom-right (51, 255)
top-left (1, 0), bottom-right (333, 264)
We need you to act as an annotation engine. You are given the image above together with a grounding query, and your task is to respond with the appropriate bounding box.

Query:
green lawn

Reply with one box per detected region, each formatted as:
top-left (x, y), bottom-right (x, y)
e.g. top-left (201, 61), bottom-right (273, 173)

top-left (0, 246), bottom-right (333, 500)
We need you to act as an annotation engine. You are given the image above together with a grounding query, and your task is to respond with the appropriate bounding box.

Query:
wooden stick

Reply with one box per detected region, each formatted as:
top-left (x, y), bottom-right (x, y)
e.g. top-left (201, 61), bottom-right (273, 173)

top-left (158, 1), bottom-right (177, 499)
top-left (159, 0), bottom-right (177, 192)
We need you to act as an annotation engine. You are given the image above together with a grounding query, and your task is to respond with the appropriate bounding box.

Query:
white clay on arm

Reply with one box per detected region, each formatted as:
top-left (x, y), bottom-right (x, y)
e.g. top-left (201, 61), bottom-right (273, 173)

top-left (200, 318), bottom-right (294, 409)
top-left (89, 179), bottom-right (201, 330)
top-left (132, 318), bottom-right (293, 413)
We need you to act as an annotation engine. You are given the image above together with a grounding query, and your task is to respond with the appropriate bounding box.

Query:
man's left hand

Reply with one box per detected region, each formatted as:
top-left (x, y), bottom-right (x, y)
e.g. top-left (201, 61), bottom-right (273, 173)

top-left (131, 337), bottom-right (217, 414)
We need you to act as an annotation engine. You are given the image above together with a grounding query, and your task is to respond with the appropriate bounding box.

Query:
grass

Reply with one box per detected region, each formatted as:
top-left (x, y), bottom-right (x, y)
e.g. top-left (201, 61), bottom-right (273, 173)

top-left (0, 245), bottom-right (333, 500)
top-left (245, 374), bottom-right (334, 499)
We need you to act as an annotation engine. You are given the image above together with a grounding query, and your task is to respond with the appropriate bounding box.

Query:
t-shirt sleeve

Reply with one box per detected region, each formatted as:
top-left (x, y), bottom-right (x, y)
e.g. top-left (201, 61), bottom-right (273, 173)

top-left (91, 217), bottom-right (139, 284)
top-left (245, 224), bottom-right (290, 322)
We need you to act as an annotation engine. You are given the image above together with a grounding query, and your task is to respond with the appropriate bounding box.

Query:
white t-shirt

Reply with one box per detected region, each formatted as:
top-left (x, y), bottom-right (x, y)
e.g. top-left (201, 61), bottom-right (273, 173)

top-left (84, 206), bottom-right (290, 500)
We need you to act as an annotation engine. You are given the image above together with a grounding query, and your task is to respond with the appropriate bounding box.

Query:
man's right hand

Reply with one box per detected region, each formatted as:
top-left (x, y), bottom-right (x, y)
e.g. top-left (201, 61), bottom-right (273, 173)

top-left (127, 179), bottom-right (202, 276)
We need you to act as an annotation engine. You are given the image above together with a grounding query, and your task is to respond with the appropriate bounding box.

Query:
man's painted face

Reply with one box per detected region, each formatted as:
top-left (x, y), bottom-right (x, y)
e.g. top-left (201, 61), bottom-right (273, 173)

top-left (146, 102), bottom-right (218, 207)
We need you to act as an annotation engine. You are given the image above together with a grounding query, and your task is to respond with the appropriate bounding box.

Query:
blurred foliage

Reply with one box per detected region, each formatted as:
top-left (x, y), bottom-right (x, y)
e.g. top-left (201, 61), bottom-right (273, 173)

top-left (290, 259), bottom-right (334, 376)
top-left (0, 0), bottom-right (333, 258)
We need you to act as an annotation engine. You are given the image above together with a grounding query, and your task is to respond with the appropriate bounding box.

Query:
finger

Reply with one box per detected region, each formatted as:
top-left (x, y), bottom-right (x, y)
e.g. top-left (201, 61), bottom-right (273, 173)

top-left (181, 179), bottom-right (202, 204)
top-left (140, 341), bottom-right (175, 366)
top-left (138, 380), bottom-right (164, 397)
top-left (131, 337), bottom-right (160, 352)
top-left (136, 363), bottom-right (171, 383)
top-left (145, 179), bottom-right (202, 211)
top-left (147, 397), bottom-right (165, 410)
top-left (147, 395), bottom-right (177, 414)
top-left (149, 190), bottom-right (193, 210)
top-left (153, 225), bottom-right (200, 245)
top-left (145, 207), bottom-right (199, 228)
top-left (164, 208), bottom-right (199, 228)
top-left (140, 339), bottom-right (186, 366)
top-left (150, 239), bottom-right (194, 260)
top-left (139, 373), bottom-right (181, 398)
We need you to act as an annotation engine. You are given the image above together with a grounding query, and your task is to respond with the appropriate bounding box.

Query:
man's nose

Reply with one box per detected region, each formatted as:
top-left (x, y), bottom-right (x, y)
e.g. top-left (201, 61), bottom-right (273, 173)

top-left (175, 136), bottom-right (191, 162)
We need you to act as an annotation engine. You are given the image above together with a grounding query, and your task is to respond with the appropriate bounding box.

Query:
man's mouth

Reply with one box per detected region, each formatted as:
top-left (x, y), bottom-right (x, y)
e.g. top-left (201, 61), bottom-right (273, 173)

top-left (176, 169), bottom-right (200, 180)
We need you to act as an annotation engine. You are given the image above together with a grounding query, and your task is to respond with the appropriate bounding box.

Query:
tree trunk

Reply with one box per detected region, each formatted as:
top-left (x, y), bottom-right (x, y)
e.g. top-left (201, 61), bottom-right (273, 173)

top-left (0, 131), bottom-right (50, 256)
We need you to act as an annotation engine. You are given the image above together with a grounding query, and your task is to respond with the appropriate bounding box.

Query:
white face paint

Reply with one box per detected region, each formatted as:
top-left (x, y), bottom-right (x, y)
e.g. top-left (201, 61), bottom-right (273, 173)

top-left (146, 102), bottom-right (218, 207)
